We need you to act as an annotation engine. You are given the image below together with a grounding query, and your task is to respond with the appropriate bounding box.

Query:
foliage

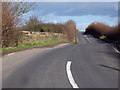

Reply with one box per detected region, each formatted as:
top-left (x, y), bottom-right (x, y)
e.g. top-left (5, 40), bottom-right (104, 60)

top-left (65, 20), bottom-right (76, 25)
top-left (61, 21), bottom-right (77, 42)
top-left (72, 37), bottom-right (76, 44)
top-left (85, 22), bottom-right (120, 49)
top-left (23, 17), bottom-right (62, 33)
top-left (85, 22), bottom-right (120, 40)
top-left (99, 36), bottom-right (106, 39)
top-left (2, 3), bottom-right (77, 49)
top-left (25, 16), bottom-right (40, 32)
top-left (2, 2), bottom-right (33, 47)
top-left (22, 18), bottom-right (77, 42)
top-left (2, 38), bottom-right (60, 53)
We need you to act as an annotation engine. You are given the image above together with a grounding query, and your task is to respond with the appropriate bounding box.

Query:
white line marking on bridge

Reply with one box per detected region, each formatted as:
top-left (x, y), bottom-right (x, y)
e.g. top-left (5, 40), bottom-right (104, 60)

top-left (84, 35), bottom-right (92, 43)
top-left (66, 61), bottom-right (79, 88)
top-left (112, 46), bottom-right (120, 53)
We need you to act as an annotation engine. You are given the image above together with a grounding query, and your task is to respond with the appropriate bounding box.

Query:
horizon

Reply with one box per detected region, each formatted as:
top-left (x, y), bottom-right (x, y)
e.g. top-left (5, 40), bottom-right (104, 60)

top-left (22, 2), bottom-right (118, 31)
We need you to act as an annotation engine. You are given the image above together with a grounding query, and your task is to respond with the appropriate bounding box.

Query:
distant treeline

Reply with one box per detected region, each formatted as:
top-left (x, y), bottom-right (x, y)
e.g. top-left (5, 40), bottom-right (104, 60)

top-left (19, 16), bottom-right (77, 42)
top-left (84, 22), bottom-right (120, 48)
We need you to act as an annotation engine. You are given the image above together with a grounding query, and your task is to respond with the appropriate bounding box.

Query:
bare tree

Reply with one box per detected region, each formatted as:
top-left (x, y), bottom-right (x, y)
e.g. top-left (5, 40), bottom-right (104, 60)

top-left (61, 20), bottom-right (77, 42)
top-left (2, 2), bottom-right (33, 47)
top-left (65, 19), bottom-right (76, 25)
top-left (25, 16), bottom-right (39, 32)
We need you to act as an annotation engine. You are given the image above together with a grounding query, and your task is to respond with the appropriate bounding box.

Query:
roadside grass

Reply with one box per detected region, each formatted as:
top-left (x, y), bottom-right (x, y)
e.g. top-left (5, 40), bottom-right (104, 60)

top-left (99, 36), bottom-right (106, 39)
top-left (99, 35), bottom-right (120, 50)
top-left (99, 35), bottom-right (119, 43)
top-left (72, 37), bottom-right (76, 44)
top-left (2, 35), bottom-right (78, 55)
top-left (2, 38), bottom-right (61, 54)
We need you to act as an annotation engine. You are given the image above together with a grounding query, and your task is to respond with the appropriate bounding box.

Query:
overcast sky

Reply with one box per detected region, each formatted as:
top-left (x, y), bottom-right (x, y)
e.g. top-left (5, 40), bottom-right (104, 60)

top-left (23, 2), bottom-right (118, 31)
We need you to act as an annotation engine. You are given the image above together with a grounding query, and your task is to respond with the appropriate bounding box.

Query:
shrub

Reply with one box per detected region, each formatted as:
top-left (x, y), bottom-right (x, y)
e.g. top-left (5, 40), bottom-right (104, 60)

top-left (22, 19), bottom-right (77, 43)
top-left (2, 2), bottom-right (33, 48)
top-left (85, 22), bottom-right (120, 41)
top-left (85, 22), bottom-right (111, 38)
top-left (85, 22), bottom-right (120, 49)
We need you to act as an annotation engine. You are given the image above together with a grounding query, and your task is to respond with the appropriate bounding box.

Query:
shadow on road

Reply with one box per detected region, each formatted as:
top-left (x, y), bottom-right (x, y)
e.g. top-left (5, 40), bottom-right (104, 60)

top-left (99, 64), bottom-right (120, 72)
top-left (94, 45), bottom-right (119, 60)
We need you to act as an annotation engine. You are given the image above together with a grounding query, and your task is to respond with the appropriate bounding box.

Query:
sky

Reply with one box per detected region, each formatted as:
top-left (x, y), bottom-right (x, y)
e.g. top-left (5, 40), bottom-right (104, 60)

top-left (22, 2), bottom-right (118, 31)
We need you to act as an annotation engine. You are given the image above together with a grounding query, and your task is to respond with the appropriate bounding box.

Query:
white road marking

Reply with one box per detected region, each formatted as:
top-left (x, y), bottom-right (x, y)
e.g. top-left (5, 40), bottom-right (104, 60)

top-left (84, 35), bottom-right (92, 43)
top-left (54, 43), bottom-right (69, 48)
top-left (5, 53), bottom-right (14, 56)
top-left (66, 61), bottom-right (79, 88)
top-left (112, 46), bottom-right (120, 53)
top-left (77, 37), bottom-right (79, 44)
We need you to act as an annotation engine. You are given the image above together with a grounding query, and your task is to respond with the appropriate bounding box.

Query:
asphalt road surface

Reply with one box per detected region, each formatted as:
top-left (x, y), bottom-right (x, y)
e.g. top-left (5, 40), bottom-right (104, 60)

top-left (2, 32), bottom-right (119, 88)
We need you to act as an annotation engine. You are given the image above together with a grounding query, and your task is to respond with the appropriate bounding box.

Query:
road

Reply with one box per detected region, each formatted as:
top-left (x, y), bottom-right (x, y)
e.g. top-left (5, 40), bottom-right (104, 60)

top-left (2, 32), bottom-right (119, 88)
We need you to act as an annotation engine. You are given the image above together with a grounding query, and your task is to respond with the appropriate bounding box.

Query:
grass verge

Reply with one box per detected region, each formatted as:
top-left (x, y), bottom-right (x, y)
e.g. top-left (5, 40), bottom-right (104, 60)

top-left (2, 38), bottom-right (68, 55)
top-left (99, 35), bottom-right (120, 50)
top-left (72, 37), bottom-right (76, 44)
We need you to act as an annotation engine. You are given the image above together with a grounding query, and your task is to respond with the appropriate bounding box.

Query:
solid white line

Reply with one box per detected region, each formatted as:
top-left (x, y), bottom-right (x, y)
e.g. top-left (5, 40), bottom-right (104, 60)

top-left (66, 61), bottom-right (79, 88)
top-left (6, 53), bottom-right (15, 56)
top-left (84, 35), bottom-right (92, 43)
top-left (112, 46), bottom-right (120, 53)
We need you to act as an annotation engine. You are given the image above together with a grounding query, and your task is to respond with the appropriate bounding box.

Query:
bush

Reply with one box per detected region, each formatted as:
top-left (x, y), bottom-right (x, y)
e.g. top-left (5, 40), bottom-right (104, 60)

top-left (99, 36), bottom-right (106, 39)
top-left (85, 22), bottom-right (120, 41)
top-left (22, 19), bottom-right (77, 43)
top-left (85, 22), bottom-right (120, 49)
top-left (2, 2), bottom-right (33, 48)
top-left (85, 22), bottom-right (111, 38)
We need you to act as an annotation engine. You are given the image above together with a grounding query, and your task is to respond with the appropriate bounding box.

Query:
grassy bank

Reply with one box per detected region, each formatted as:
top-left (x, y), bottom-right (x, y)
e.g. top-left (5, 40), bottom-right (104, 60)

top-left (72, 37), bottom-right (76, 44)
top-left (99, 36), bottom-right (120, 49)
top-left (72, 30), bottom-right (80, 44)
top-left (2, 38), bottom-right (68, 55)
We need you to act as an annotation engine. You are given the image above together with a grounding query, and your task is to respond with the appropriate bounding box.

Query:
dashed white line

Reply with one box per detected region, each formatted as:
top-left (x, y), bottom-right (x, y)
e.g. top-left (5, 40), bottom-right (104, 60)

top-left (66, 61), bottom-right (79, 88)
top-left (84, 35), bottom-right (92, 43)
top-left (112, 46), bottom-right (120, 53)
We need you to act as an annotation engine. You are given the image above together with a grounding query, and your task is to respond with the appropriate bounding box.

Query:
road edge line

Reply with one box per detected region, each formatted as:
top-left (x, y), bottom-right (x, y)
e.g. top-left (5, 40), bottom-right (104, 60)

top-left (66, 61), bottom-right (79, 88)
top-left (112, 46), bottom-right (120, 53)
top-left (84, 35), bottom-right (92, 43)
top-left (5, 53), bottom-right (15, 57)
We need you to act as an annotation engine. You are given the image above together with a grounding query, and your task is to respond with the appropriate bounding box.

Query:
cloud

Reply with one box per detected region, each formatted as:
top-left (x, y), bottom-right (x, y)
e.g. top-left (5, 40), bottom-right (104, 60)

top-left (52, 20), bottom-right (57, 24)
top-left (21, 2), bottom-right (118, 31)
top-left (112, 3), bottom-right (118, 11)
top-left (36, 15), bottom-right (117, 30)
top-left (32, 2), bottom-right (118, 17)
